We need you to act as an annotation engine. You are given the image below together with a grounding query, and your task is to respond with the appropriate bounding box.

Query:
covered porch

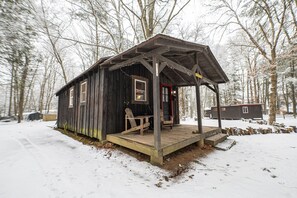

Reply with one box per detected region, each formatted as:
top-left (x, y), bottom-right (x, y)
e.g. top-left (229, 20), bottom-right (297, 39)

top-left (107, 125), bottom-right (221, 163)
top-left (101, 34), bottom-right (229, 165)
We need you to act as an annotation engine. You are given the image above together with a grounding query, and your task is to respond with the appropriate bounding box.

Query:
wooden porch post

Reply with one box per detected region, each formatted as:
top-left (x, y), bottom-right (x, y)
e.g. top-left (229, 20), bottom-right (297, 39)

top-left (215, 85), bottom-right (222, 128)
top-left (195, 81), bottom-right (203, 133)
top-left (152, 56), bottom-right (163, 165)
top-left (195, 80), bottom-right (204, 148)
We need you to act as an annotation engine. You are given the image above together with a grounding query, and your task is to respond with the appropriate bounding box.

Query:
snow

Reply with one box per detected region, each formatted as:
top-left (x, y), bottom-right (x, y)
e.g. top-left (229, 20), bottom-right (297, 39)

top-left (0, 119), bottom-right (297, 198)
top-left (181, 114), bottom-right (297, 130)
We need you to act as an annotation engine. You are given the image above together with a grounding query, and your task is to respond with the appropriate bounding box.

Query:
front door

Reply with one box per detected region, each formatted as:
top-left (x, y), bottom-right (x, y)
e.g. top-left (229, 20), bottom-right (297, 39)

top-left (161, 85), bottom-right (172, 120)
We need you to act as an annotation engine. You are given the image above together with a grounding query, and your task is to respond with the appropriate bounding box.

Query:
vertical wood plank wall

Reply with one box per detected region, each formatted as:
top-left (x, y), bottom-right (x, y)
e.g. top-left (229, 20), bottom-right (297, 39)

top-left (57, 64), bottom-right (177, 140)
top-left (104, 64), bottom-right (174, 135)
top-left (57, 68), bottom-right (103, 140)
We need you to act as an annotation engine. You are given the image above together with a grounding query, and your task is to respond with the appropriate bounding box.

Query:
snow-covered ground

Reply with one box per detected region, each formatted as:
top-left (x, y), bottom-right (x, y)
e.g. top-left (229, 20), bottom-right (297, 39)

top-left (181, 114), bottom-right (297, 130)
top-left (0, 119), bottom-right (297, 198)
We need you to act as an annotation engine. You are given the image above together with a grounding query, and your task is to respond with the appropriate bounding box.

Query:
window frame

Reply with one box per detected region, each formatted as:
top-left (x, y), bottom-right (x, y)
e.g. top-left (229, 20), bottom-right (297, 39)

top-left (69, 87), bottom-right (74, 108)
top-left (132, 75), bottom-right (149, 104)
top-left (242, 106), bottom-right (248, 114)
top-left (80, 81), bottom-right (87, 104)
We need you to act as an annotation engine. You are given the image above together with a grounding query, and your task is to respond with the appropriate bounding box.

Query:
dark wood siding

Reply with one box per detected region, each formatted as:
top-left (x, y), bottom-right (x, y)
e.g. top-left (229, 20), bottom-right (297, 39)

top-left (57, 64), bottom-right (175, 139)
top-left (210, 104), bottom-right (263, 120)
top-left (104, 64), bottom-right (174, 134)
top-left (240, 105), bottom-right (263, 119)
top-left (57, 68), bottom-right (104, 140)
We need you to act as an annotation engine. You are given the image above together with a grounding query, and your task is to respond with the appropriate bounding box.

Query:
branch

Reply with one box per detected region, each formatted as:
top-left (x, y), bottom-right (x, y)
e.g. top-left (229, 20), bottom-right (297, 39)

top-left (161, 0), bottom-right (191, 33)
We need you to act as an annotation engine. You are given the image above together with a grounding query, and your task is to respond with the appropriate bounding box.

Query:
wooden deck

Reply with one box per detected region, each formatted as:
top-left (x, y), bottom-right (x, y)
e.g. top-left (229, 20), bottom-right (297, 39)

top-left (106, 125), bottom-right (221, 165)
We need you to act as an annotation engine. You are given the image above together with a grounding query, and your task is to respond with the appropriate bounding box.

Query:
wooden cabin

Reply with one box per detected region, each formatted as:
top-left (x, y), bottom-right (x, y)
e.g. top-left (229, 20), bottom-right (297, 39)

top-left (210, 104), bottom-right (263, 120)
top-left (56, 34), bottom-right (229, 165)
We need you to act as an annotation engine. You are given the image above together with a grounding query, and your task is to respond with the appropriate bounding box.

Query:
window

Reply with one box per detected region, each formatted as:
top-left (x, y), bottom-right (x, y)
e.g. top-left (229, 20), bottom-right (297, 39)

top-left (242, 106), bottom-right (248, 114)
top-left (132, 76), bottom-right (148, 104)
top-left (162, 87), bottom-right (169, 102)
top-left (135, 79), bottom-right (146, 101)
top-left (69, 87), bottom-right (74, 108)
top-left (80, 81), bottom-right (87, 103)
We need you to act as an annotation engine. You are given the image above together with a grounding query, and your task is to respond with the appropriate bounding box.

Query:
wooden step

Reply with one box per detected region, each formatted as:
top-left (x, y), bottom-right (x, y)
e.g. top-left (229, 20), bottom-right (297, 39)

top-left (204, 128), bottom-right (222, 138)
top-left (214, 139), bottom-right (236, 151)
top-left (205, 133), bottom-right (228, 146)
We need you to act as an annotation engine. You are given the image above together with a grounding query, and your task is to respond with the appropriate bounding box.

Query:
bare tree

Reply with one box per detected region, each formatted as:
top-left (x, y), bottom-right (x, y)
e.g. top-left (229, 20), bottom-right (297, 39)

top-left (208, 0), bottom-right (288, 124)
top-left (38, 0), bottom-right (69, 84)
top-left (120, 0), bottom-right (191, 39)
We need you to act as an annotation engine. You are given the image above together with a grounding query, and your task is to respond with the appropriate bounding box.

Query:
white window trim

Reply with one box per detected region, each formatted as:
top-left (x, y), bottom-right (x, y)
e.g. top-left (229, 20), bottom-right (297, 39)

top-left (69, 87), bottom-right (74, 108)
top-left (80, 81), bottom-right (87, 103)
top-left (242, 106), bottom-right (248, 114)
top-left (134, 79), bottom-right (147, 102)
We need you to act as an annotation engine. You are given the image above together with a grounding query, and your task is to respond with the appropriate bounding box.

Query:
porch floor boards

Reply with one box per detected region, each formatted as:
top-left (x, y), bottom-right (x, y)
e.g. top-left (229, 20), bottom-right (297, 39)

top-left (106, 125), bottom-right (221, 158)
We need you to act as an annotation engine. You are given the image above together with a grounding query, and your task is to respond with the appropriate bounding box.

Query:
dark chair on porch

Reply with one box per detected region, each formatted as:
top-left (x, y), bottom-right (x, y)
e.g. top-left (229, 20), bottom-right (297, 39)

top-left (121, 108), bottom-right (151, 135)
top-left (160, 109), bottom-right (174, 129)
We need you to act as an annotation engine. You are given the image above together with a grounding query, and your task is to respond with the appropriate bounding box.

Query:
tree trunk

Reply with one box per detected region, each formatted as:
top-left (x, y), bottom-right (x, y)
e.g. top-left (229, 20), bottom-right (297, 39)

top-left (285, 84), bottom-right (290, 112)
top-left (8, 62), bottom-right (14, 116)
top-left (253, 76), bottom-right (259, 103)
top-left (291, 83), bottom-right (296, 118)
top-left (257, 77), bottom-right (261, 104)
top-left (14, 63), bottom-right (19, 116)
top-left (18, 53), bottom-right (29, 123)
top-left (147, 0), bottom-right (155, 38)
top-left (265, 77), bottom-right (270, 114)
top-left (250, 75), bottom-right (254, 103)
top-left (39, 69), bottom-right (48, 113)
top-left (290, 60), bottom-right (296, 118)
top-left (268, 57), bottom-right (277, 125)
top-left (247, 74), bottom-right (250, 104)
top-left (241, 72), bottom-right (245, 104)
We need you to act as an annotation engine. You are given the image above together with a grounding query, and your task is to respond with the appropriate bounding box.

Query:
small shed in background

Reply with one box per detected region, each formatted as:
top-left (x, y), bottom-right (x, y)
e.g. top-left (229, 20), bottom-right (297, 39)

top-left (28, 112), bottom-right (43, 121)
top-left (210, 104), bottom-right (263, 120)
top-left (43, 114), bottom-right (57, 121)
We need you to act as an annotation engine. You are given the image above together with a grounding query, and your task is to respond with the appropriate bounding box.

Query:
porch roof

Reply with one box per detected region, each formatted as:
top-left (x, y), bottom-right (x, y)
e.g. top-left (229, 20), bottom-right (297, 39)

top-left (101, 34), bottom-right (229, 86)
top-left (56, 34), bottom-right (229, 95)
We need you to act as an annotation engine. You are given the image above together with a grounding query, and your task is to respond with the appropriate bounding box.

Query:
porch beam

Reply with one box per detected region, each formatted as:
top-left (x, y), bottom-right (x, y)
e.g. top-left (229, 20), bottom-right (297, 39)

top-left (108, 46), bottom-right (169, 71)
top-left (195, 66), bottom-right (216, 85)
top-left (139, 59), bottom-right (153, 74)
top-left (152, 56), bottom-right (161, 152)
top-left (191, 64), bottom-right (198, 72)
top-left (195, 73), bottom-right (218, 86)
top-left (215, 85), bottom-right (222, 128)
top-left (172, 69), bottom-right (191, 84)
top-left (155, 54), bottom-right (192, 76)
top-left (191, 52), bottom-right (199, 72)
top-left (159, 62), bottom-right (167, 74)
top-left (205, 84), bottom-right (216, 92)
top-left (193, 53), bottom-right (217, 86)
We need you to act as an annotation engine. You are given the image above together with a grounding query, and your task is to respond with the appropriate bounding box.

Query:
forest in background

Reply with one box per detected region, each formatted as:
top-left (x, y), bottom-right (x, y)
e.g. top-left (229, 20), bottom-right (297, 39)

top-left (0, 0), bottom-right (296, 124)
